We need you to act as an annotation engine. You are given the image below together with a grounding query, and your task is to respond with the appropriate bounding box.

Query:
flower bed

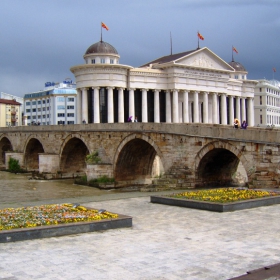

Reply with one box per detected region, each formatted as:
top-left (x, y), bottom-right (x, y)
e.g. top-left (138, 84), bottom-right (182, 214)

top-left (0, 204), bottom-right (132, 242)
top-left (171, 188), bottom-right (278, 203)
top-left (151, 188), bottom-right (280, 212)
top-left (0, 203), bottom-right (118, 231)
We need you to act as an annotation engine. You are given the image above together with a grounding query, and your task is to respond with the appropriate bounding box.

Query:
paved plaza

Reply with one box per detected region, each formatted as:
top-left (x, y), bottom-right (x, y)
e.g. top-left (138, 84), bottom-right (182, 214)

top-left (1, 191), bottom-right (280, 280)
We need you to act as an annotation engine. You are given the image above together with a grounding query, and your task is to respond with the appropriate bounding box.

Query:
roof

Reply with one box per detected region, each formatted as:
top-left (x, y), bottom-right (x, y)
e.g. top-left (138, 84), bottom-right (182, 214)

top-left (0, 99), bottom-right (21, 105)
top-left (85, 40), bottom-right (118, 55)
top-left (227, 61), bottom-right (247, 72)
top-left (140, 50), bottom-right (197, 67)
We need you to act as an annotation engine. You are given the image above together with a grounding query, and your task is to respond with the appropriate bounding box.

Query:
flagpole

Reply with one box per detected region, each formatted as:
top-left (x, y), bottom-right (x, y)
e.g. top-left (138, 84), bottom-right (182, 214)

top-left (197, 31), bottom-right (199, 49)
top-left (170, 32), bottom-right (172, 55)
top-left (101, 22), bottom-right (103, 41)
top-left (232, 45), bottom-right (234, 61)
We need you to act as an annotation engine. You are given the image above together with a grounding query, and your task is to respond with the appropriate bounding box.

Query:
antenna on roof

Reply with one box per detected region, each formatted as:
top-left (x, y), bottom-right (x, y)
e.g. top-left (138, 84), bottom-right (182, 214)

top-left (170, 32), bottom-right (173, 55)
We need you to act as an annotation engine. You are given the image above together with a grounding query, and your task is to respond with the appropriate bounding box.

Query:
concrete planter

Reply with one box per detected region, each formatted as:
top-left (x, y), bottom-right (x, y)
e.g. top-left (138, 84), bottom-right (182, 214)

top-left (150, 195), bottom-right (280, 212)
top-left (0, 212), bottom-right (132, 243)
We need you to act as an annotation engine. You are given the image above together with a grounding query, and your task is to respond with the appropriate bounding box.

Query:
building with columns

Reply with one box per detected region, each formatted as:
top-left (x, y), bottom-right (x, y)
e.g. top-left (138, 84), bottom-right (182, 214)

top-left (70, 40), bottom-right (257, 126)
top-left (254, 79), bottom-right (280, 127)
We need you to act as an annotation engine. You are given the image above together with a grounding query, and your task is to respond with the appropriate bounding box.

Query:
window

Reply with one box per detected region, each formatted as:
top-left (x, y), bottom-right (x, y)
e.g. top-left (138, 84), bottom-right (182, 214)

top-left (68, 97), bottom-right (74, 102)
top-left (57, 120), bottom-right (65, 125)
top-left (101, 58), bottom-right (105, 63)
top-left (32, 108), bottom-right (36, 112)
top-left (57, 97), bottom-right (65, 102)
top-left (259, 88), bottom-right (262, 92)
top-left (110, 59), bottom-right (114, 64)
top-left (32, 116), bottom-right (36, 119)
top-left (32, 101), bottom-right (36, 105)
top-left (57, 105), bottom-right (65, 110)
top-left (67, 105), bottom-right (74, 109)
top-left (234, 75), bottom-right (238, 79)
top-left (92, 59), bottom-right (95, 64)
top-left (26, 109), bottom-right (30, 113)
top-left (42, 115), bottom-right (46, 118)
top-left (67, 121), bottom-right (74, 124)
top-left (260, 96), bottom-right (262, 105)
top-left (47, 99), bottom-right (50, 103)
top-left (26, 102), bottom-right (30, 106)
top-left (38, 108), bottom-right (41, 112)
top-left (43, 100), bottom-right (46, 104)
top-left (27, 116), bottom-right (31, 119)
top-left (38, 101), bottom-right (41, 104)
top-left (67, 113), bottom-right (74, 117)
top-left (58, 113), bottom-right (65, 117)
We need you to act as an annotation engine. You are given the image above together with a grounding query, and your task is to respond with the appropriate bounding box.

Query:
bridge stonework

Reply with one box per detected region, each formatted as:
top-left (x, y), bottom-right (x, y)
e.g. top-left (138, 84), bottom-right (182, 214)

top-left (1, 123), bottom-right (280, 189)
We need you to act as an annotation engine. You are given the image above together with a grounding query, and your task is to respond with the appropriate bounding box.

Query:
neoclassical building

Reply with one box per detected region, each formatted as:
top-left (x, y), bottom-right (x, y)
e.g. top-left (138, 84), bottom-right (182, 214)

top-left (254, 79), bottom-right (280, 127)
top-left (70, 40), bottom-right (257, 126)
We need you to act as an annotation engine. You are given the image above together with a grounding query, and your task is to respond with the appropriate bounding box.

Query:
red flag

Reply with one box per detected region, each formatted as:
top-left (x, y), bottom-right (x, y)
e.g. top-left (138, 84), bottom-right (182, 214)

top-left (233, 47), bottom-right (238, 54)
top-left (197, 32), bottom-right (204, 40)
top-left (101, 22), bottom-right (109, 30)
top-left (273, 68), bottom-right (276, 72)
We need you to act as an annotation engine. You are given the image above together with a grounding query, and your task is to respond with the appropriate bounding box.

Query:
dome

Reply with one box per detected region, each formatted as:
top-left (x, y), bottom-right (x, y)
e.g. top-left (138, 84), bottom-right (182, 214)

top-left (269, 79), bottom-right (280, 88)
top-left (228, 61), bottom-right (246, 72)
top-left (85, 41), bottom-right (118, 55)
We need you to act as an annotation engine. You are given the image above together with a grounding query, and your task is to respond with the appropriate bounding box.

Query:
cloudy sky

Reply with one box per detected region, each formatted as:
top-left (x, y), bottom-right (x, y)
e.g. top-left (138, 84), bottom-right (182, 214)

top-left (1, 0), bottom-right (280, 97)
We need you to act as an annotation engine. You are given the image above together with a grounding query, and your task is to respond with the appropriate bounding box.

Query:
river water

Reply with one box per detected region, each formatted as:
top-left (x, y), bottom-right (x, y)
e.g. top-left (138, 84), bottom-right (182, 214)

top-left (0, 171), bottom-right (119, 209)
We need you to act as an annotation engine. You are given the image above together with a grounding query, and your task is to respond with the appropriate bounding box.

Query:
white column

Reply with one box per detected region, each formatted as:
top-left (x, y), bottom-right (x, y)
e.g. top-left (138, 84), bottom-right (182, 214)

top-left (241, 98), bottom-right (246, 122)
top-left (154, 89), bottom-right (160, 123)
top-left (172, 89), bottom-right (179, 123)
top-left (82, 88), bottom-right (88, 123)
top-left (141, 89), bottom-right (148, 122)
top-left (165, 90), bottom-right (171, 123)
top-left (183, 90), bottom-right (189, 123)
top-left (129, 89), bottom-right (135, 121)
top-left (236, 97), bottom-right (241, 121)
top-left (203, 92), bottom-right (209, 123)
top-left (93, 87), bottom-right (100, 123)
top-left (248, 97), bottom-right (254, 126)
top-left (212, 93), bottom-right (218, 124)
top-left (107, 87), bottom-right (114, 123)
top-left (221, 93), bottom-right (227, 125)
top-left (229, 95), bottom-right (234, 126)
top-left (193, 91), bottom-right (199, 123)
top-left (76, 88), bottom-right (82, 124)
top-left (118, 88), bottom-right (124, 123)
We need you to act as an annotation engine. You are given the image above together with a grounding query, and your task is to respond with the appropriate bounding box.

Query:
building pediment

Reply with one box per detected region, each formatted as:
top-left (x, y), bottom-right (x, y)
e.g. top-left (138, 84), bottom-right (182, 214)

top-left (174, 48), bottom-right (234, 72)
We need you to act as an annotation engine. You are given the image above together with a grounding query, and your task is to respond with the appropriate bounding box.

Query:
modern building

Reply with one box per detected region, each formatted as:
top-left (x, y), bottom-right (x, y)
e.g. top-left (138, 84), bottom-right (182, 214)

top-left (254, 79), bottom-right (280, 127)
top-left (0, 98), bottom-right (21, 127)
top-left (0, 92), bottom-right (24, 126)
top-left (70, 40), bottom-right (257, 126)
top-left (23, 80), bottom-right (77, 125)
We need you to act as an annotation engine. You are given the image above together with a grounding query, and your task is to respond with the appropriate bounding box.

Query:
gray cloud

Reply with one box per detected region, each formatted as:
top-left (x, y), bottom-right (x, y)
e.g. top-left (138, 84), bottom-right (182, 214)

top-left (1, 0), bottom-right (280, 96)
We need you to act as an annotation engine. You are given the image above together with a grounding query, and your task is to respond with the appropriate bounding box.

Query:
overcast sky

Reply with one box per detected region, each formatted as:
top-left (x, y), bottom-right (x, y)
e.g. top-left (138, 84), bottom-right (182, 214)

top-left (1, 0), bottom-right (280, 97)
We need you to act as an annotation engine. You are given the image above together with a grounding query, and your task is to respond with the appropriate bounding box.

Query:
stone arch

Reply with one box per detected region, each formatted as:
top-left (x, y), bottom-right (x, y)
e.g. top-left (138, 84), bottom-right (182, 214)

top-left (60, 135), bottom-right (90, 172)
top-left (113, 133), bottom-right (165, 186)
top-left (194, 141), bottom-right (249, 187)
top-left (24, 138), bottom-right (45, 170)
top-left (0, 135), bottom-right (13, 166)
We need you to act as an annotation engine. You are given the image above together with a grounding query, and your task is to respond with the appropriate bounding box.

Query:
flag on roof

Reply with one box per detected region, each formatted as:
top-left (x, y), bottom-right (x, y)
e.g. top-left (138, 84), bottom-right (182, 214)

top-left (197, 32), bottom-right (204, 40)
top-left (233, 47), bottom-right (238, 53)
top-left (273, 68), bottom-right (276, 72)
top-left (101, 22), bottom-right (109, 30)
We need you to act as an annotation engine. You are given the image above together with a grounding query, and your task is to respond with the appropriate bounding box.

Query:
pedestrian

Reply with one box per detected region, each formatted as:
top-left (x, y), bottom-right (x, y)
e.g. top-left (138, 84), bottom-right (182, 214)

top-left (127, 116), bottom-right (133, 122)
top-left (134, 116), bottom-right (138, 122)
top-left (233, 118), bottom-right (239, 129)
top-left (241, 120), bottom-right (248, 129)
top-left (82, 119), bottom-right (86, 124)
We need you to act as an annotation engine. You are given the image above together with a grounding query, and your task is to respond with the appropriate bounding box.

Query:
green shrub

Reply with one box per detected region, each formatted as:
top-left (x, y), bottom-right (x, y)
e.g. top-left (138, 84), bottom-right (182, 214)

top-left (8, 158), bottom-right (21, 173)
top-left (85, 151), bottom-right (101, 164)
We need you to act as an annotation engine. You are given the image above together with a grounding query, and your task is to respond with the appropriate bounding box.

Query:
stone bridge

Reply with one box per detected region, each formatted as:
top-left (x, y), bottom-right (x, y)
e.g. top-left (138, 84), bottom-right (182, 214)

top-left (1, 123), bottom-right (280, 189)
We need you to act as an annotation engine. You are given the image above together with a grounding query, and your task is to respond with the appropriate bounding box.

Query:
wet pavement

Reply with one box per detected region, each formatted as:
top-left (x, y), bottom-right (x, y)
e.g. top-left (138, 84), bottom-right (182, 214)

top-left (0, 172), bottom-right (280, 279)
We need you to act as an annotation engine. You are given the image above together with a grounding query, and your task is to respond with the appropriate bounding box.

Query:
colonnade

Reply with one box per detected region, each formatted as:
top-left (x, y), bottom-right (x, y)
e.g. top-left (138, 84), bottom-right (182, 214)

top-left (76, 88), bottom-right (254, 126)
